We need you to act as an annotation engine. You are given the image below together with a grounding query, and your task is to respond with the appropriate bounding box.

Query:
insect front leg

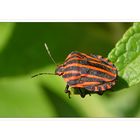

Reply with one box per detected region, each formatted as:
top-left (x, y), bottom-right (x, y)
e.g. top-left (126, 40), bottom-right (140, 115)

top-left (65, 84), bottom-right (71, 98)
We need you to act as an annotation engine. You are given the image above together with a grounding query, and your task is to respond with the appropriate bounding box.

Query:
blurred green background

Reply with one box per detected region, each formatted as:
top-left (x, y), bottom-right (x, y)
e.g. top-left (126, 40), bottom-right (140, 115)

top-left (1, 22), bottom-right (140, 117)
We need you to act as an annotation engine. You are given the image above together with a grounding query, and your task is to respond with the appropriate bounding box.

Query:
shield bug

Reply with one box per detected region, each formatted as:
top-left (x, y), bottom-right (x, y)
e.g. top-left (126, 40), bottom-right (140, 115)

top-left (32, 43), bottom-right (118, 98)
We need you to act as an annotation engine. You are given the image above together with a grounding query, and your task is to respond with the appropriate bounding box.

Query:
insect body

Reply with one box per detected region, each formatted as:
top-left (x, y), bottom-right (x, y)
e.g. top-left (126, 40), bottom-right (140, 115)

top-left (32, 44), bottom-right (118, 98)
top-left (55, 51), bottom-right (117, 98)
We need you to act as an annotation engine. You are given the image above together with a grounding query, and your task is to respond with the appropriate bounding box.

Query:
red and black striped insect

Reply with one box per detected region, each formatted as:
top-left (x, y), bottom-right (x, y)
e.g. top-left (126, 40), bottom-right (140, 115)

top-left (32, 44), bottom-right (118, 98)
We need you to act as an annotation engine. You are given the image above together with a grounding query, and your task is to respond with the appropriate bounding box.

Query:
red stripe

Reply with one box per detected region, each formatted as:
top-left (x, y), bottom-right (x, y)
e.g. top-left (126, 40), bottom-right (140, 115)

top-left (71, 81), bottom-right (100, 88)
top-left (65, 57), bottom-right (116, 70)
top-left (64, 63), bottom-right (116, 77)
top-left (63, 73), bottom-right (112, 82)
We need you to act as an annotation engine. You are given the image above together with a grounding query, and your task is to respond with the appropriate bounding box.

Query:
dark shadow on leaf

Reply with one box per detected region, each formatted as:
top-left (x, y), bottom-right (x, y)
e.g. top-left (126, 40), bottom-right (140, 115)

top-left (40, 83), bottom-right (84, 117)
top-left (112, 76), bottom-right (129, 91)
top-left (102, 76), bottom-right (129, 98)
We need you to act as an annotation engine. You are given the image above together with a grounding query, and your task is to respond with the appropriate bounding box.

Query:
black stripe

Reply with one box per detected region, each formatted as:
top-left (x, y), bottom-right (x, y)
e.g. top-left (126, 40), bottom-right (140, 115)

top-left (65, 52), bottom-right (100, 63)
top-left (65, 51), bottom-right (84, 61)
top-left (67, 77), bottom-right (104, 86)
top-left (64, 66), bottom-right (115, 80)
top-left (64, 59), bottom-right (116, 74)
top-left (62, 73), bottom-right (80, 78)
top-left (67, 79), bottom-right (80, 86)
top-left (64, 66), bottom-right (81, 72)
top-left (81, 54), bottom-right (100, 62)
top-left (80, 77), bottom-right (105, 83)
top-left (85, 85), bottom-right (94, 91)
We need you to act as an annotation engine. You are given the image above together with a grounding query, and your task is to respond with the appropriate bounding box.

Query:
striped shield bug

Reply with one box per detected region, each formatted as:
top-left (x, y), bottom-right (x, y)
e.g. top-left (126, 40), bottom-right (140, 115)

top-left (32, 43), bottom-right (118, 98)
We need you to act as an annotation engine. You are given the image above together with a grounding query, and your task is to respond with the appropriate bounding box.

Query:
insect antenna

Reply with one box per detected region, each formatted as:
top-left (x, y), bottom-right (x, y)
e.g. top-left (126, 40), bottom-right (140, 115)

top-left (32, 43), bottom-right (57, 78)
top-left (32, 72), bottom-right (56, 78)
top-left (44, 43), bottom-right (57, 66)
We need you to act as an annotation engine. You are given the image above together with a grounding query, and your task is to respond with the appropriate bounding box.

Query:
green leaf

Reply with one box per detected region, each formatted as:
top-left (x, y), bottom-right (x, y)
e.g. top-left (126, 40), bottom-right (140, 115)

top-left (108, 22), bottom-right (140, 87)
top-left (0, 23), bottom-right (15, 52)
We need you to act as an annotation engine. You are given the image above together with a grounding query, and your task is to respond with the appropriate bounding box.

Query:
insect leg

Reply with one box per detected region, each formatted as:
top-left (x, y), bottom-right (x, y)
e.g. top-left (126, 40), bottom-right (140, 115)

top-left (65, 84), bottom-right (71, 98)
top-left (96, 85), bottom-right (104, 96)
top-left (98, 92), bottom-right (103, 96)
top-left (79, 88), bottom-right (86, 98)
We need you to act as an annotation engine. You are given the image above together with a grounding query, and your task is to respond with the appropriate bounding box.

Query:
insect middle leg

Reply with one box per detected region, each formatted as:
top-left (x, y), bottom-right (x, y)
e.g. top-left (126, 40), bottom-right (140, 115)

top-left (78, 88), bottom-right (86, 98)
top-left (65, 84), bottom-right (71, 98)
